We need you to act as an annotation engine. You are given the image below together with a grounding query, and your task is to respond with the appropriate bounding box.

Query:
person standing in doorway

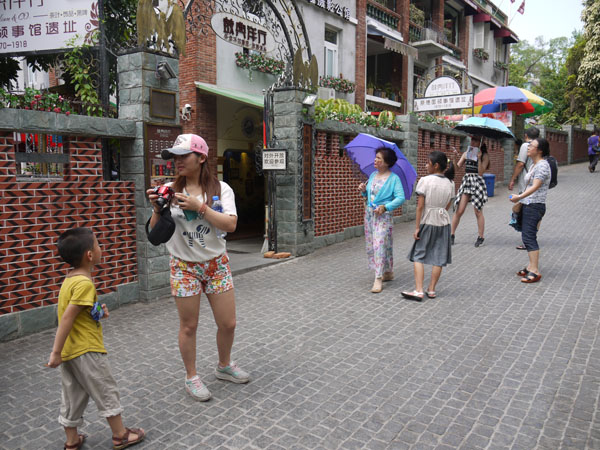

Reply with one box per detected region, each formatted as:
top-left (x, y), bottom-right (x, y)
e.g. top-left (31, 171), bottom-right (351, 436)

top-left (509, 127), bottom-right (540, 250)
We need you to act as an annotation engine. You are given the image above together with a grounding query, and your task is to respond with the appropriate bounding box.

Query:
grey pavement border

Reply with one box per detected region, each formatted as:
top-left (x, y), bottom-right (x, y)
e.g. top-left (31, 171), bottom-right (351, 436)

top-left (1, 162), bottom-right (599, 449)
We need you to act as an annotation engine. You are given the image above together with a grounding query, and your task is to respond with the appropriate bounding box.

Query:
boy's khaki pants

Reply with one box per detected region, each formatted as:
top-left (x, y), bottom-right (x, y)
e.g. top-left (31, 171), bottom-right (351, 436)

top-left (58, 352), bottom-right (123, 428)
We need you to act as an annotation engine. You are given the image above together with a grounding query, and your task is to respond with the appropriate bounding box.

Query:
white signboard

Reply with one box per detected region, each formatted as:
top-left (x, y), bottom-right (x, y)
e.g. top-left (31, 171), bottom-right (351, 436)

top-left (262, 149), bottom-right (286, 170)
top-left (424, 76), bottom-right (462, 98)
top-left (211, 12), bottom-right (275, 53)
top-left (413, 94), bottom-right (473, 112)
top-left (0, 0), bottom-right (99, 55)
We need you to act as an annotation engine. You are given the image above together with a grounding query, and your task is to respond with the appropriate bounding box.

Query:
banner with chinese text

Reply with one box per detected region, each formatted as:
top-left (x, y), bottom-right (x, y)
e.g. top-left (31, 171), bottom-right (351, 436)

top-left (0, 0), bottom-right (99, 55)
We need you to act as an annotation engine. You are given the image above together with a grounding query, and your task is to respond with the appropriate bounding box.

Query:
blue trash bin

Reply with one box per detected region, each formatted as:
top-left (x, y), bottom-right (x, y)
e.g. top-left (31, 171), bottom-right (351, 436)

top-left (482, 173), bottom-right (495, 197)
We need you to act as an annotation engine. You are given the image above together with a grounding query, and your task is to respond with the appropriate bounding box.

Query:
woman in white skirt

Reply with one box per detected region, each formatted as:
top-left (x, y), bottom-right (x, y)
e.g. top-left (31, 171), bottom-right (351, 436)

top-left (402, 151), bottom-right (455, 301)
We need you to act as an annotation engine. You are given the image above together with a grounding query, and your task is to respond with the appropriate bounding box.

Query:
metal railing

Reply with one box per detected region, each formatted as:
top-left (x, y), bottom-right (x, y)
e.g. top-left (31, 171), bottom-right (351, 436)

top-left (367, 1), bottom-right (401, 30)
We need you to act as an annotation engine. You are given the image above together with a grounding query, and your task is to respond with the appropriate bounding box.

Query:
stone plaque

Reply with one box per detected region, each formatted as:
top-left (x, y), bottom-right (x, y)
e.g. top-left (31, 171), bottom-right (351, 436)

top-left (150, 89), bottom-right (177, 119)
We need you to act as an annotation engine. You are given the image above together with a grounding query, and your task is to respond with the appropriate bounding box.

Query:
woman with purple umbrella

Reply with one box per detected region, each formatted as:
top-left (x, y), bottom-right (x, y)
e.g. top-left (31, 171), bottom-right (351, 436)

top-left (358, 147), bottom-right (406, 293)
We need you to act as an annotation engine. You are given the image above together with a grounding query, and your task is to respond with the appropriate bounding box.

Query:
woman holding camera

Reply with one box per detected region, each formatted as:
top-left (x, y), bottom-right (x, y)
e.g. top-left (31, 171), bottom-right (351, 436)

top-left (147, 134), bottom-right (249, 402)
top-left (510, 137), bottom-right (551, 283)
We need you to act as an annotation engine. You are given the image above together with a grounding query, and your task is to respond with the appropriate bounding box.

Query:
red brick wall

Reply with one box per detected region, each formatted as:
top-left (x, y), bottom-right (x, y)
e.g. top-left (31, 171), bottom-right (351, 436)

top-left (178, 7), bottom-right (218, 169)
top-left (313, 131), bottom-right (402, 237)
top-left (416, 128), bottom-right (505, 190)
top-left (572, 128), bottom-right (592, 162)
top-left (355, 0), bottom-right (366, 109)
top-left (0, 132), bottom-right (137, 315)
top-left (544, 130), bottom-right (568, 164)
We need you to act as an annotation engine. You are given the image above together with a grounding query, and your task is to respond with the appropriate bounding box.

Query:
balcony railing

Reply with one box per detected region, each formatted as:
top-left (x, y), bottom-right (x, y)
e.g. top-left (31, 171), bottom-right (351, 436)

top-left (366, 1), bottom-right (401, 30)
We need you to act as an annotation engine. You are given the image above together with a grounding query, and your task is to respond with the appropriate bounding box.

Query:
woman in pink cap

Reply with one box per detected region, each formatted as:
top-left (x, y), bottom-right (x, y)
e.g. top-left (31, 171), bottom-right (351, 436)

top-left (147, 134), bottom-right (249, 402)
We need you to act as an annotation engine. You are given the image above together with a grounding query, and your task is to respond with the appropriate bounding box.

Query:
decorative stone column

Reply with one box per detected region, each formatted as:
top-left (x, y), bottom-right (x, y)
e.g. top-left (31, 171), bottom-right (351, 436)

top-left (117, 51), bottom-right (179, 301)
top-left (271, 88), bottom-right (315, 256)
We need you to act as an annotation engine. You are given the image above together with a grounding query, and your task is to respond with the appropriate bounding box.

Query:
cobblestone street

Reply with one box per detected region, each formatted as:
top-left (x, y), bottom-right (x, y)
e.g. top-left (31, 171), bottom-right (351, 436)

top-left (1, 162), bottom-right (599, 450)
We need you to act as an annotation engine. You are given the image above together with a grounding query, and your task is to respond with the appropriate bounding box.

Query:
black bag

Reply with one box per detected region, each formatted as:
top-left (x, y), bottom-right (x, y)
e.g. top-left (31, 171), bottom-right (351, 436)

top-left (145, 207), bottom-right (176, 246)
top-left (546, 156), bottom-right (558, 189)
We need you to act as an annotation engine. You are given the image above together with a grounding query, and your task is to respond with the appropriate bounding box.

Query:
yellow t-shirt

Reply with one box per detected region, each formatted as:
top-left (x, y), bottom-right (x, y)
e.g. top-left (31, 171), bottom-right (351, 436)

top-left (57, 275), bottom-right (106, 361)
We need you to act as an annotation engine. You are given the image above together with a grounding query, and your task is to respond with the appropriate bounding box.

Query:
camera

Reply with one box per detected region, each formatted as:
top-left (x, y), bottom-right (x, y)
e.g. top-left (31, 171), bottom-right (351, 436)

top-left (152, 185), bottom-right (175, 210)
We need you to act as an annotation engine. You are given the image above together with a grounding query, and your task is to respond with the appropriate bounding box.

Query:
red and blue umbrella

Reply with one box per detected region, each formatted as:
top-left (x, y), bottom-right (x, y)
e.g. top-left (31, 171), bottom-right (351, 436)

top-left (344, 133), bottom-right (417, 199)
top-left (468, 86), bottom-right (550, 115)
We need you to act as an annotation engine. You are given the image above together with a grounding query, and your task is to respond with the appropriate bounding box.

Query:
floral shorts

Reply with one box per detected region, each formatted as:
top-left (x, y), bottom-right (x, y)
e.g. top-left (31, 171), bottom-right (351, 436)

top-left (170, 253), bottom-right (233, 297)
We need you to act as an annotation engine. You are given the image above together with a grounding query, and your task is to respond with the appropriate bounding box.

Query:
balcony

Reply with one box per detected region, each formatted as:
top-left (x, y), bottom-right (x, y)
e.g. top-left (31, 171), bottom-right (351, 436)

top-left (366, 1), bottom-right (400, 30)
top-left (409, 20), bottom-right (453, 59)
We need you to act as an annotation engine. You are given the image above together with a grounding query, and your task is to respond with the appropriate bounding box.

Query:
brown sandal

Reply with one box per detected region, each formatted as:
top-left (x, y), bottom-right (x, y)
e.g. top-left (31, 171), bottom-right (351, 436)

top-left (112, 427), bottom-right (146, 450)
top-left (64, 433), bottom-right (86, 450)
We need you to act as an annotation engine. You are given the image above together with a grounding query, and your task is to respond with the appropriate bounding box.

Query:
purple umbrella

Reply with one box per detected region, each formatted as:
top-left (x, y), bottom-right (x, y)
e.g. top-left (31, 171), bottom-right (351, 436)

top-left (344, 133), bottom-right (417, 199)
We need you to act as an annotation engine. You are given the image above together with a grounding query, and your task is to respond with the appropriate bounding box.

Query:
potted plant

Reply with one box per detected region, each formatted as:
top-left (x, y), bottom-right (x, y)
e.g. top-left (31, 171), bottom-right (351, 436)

top-left (367, 81), bottom-right (375, 96)
top-left (410, 4), bottom-right (425, 26)
top-left (473, 48), bottom-right (489, 62)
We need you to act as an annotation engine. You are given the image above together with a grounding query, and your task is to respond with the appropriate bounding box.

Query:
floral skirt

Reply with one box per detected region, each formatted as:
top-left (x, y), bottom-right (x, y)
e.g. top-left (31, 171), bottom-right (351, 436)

top-left (364, 207), bottom-right (393, 277)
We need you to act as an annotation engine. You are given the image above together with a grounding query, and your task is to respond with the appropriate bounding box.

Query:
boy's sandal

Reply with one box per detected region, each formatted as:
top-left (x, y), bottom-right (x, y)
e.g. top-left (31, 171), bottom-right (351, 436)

top-left (401, 290), bottom-right (424, 302)
top-left (516, 245), bottom-right (527, 250)
top-left (426, 291), bottom-right (437, 299)
top-left (521, 272), bottom-right (542, 283)
top-left (516, 268), bottom-right (529, 277)
top-left (64, 434), bottom-right (86, 450)
top-left (113, 428), bottom-right (146, 450)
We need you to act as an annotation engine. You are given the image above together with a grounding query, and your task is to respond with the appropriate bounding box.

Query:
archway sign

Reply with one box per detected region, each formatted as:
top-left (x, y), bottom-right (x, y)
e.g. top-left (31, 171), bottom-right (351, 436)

top-left (181, 0), bottom-right (314, 89)
top-left (413, 63), bottom-right (475, 116)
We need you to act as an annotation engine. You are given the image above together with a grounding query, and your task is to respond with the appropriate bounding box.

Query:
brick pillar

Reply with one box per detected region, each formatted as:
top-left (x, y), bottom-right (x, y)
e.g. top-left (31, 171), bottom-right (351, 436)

top-left (355, 0), bottom-right (366, 109)
top-left (432, 0), bottom-right (444, 28)
top-left (459, 13), bottom-right (470, 72)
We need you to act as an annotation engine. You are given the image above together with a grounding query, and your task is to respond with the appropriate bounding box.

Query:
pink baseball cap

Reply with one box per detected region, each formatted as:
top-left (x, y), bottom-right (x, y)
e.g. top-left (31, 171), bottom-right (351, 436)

top-left (161, 134), bottom-right (209, 159)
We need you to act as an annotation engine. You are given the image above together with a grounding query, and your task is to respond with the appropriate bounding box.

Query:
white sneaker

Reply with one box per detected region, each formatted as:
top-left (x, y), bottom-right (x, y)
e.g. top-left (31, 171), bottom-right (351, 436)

top-left (215, 361), bottom-right (250, 384)
top-left (184, 375), bottom-right (211, 401)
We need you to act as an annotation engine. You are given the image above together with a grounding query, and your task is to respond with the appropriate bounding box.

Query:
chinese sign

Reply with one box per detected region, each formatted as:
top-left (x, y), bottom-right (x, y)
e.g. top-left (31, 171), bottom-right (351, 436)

top-left (306, 0), bottom-right (351, 21)
top-left (0, 0), bottom-right (99, 55)
top-left (262, 149), bottom-right (287, 171)
top-left (145, 124), bottom-right (182, 189)
top-left (413, 94), bottom-right (473, 112)
top-left (424, 76), bottom-right (461, 97)
top-left (211, 12), bottom-right (275, 53)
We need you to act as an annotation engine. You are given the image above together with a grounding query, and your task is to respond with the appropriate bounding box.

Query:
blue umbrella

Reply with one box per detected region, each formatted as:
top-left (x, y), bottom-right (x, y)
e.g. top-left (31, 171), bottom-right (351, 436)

top-left (344, 133), bottom-right (417, 199)
top-left (454, 116), bottom-right (515, 140)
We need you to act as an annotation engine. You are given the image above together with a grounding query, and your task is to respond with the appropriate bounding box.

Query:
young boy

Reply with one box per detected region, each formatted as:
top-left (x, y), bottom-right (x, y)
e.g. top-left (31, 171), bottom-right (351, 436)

top-left (47, 227), bottom-right (145, 450)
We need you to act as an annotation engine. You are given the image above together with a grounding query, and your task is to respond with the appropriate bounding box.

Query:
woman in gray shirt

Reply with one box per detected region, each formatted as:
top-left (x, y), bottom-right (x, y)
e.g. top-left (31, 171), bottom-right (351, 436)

top-left (509, 138), bottom-right (551, 283)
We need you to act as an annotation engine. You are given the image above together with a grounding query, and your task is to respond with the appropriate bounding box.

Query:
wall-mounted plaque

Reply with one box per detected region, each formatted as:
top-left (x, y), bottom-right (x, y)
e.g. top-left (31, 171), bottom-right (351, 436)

top-left (150, 89), bottom-right (177, 119)
top-left (144, 123), bottom-right (182, 189)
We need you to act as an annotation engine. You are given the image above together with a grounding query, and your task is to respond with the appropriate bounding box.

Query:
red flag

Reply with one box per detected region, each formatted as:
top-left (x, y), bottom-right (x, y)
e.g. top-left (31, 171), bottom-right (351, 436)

top-left (517, 0), bottom-right (525, 14)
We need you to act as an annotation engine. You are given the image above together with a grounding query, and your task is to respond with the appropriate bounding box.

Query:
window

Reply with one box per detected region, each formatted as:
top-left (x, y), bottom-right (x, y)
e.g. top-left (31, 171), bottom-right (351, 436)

top-left (474, 22), bottom-right (485, 49)
top-left (324, 28), bottom-right (338, 78)
top-left (495, 39), bottom-right (504, 62)
top-left (444, 4), bottom-right (460, 46)
top-left (14, 132), bottom-right (67, 179)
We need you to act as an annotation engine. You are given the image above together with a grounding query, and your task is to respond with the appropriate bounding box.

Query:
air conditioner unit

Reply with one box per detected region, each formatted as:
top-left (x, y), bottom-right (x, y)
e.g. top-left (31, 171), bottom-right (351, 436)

top-left (318, 87), bottom-right (335, 100)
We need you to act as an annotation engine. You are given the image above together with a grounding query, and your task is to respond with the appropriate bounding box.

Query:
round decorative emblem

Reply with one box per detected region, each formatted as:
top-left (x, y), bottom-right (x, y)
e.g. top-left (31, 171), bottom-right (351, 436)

top-left (242, 116), bottom-right (255, 138)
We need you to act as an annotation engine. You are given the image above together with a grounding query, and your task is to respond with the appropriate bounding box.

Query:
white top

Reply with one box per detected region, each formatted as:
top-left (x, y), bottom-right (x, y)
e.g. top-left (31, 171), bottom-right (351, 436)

top-left (165, 181), bottom-right (237, 262)
top-left (415, 174), bottom-right (455, 226)
top-left (516, 142), bottom-right (533, 193)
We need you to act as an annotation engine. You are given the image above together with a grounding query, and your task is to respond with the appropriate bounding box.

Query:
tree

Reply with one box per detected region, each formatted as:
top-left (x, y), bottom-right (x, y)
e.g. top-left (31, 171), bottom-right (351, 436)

top-left (566, 32), bottom-right (600, 125)
top-left (578, 0), bottom-right (600, 95)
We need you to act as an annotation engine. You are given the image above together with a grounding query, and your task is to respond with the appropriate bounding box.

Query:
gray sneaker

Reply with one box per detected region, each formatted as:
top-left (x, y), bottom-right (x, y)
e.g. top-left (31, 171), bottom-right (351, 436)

top-left (215, 361), bottom-right (250, 384)
top-left (474, 236), bottom-right (484, 248)
top-left (184, 375), bottom-right (211, 401)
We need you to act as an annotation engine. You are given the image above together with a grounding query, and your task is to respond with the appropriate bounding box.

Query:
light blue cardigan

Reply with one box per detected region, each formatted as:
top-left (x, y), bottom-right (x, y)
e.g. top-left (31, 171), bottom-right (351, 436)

top-left (361, 172), bottom-right (405, 212)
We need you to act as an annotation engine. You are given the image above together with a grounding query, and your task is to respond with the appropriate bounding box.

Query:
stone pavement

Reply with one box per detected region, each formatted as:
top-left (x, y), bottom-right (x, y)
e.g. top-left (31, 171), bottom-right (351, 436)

top-left (2, 162), bottom-right (600, 450)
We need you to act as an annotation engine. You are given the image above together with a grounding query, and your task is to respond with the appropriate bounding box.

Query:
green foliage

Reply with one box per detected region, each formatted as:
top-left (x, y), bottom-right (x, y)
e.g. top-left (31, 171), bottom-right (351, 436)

top-left (314, 99), bottom-right (402, 131)
top-left (0, 87), bottom-right (73, 114)
top-left (578, 0), bottom-right (600, 95)
top-left (61, 39), bottom-right (102, 116)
